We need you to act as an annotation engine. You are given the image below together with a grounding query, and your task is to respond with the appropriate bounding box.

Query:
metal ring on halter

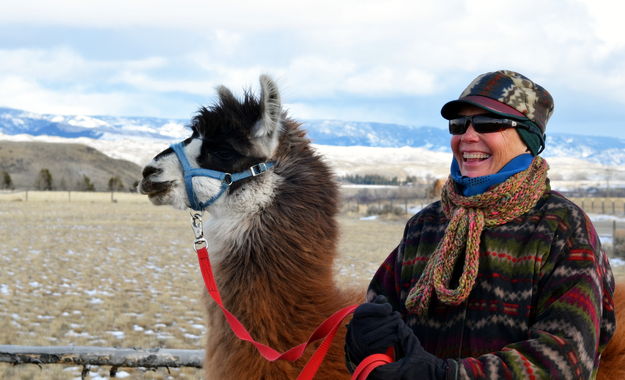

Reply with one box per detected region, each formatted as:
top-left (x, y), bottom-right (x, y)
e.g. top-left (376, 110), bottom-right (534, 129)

top-left (223, 173), bottom-right (233, 186)
top-left (194, 238), bottom-right (208, 251)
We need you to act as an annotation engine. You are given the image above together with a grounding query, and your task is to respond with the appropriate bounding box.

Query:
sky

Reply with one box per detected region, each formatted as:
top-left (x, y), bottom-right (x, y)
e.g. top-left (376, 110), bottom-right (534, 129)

top-left (1, 0), bottom-right (625, 138)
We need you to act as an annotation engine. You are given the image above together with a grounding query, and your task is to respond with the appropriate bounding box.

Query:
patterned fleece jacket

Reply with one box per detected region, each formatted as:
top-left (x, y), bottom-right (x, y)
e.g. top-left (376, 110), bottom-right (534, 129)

top-left (366, 190), bottom-right (616, 379)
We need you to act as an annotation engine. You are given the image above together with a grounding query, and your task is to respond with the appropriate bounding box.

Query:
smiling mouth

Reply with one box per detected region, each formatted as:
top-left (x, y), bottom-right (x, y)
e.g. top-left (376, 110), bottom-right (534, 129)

top-left (463, 152), bottom-right (491, 162)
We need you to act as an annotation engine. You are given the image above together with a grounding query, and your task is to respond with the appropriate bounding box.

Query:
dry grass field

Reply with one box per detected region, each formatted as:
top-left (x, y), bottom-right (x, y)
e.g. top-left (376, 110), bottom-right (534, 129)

top-left (0, 194), bottom-right (404, 379)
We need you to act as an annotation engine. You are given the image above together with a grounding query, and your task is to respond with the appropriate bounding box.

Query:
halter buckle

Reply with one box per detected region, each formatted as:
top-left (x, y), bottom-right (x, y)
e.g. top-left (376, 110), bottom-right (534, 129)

top-left (250, 163), bottom-right (268, 176)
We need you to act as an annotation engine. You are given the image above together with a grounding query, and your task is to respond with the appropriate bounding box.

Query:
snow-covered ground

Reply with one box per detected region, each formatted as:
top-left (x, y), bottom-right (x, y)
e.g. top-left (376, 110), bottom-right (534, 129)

top-left (3, 132), bottom-right (624, 189)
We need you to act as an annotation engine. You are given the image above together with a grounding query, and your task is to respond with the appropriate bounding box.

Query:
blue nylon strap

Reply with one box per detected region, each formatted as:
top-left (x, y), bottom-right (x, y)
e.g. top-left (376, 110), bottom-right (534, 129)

top-left (170, 142), bottom-right (275, 211)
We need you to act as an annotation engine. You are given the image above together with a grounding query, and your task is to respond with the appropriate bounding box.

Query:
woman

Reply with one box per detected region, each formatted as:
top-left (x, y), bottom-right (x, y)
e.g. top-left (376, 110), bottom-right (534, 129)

top-left (345, 70), bottom-right (616, 379)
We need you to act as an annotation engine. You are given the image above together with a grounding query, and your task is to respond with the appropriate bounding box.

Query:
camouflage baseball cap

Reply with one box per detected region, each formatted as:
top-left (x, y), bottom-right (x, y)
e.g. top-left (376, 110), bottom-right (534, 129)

top-left (440, 70), bottom-right (554, 155)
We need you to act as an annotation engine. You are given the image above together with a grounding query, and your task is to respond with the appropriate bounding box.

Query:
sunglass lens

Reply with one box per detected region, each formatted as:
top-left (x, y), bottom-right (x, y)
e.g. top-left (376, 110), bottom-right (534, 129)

top-left (472, 116), bottom-right (510, 133)
top-left (448, 117), bottom-right (469, 135)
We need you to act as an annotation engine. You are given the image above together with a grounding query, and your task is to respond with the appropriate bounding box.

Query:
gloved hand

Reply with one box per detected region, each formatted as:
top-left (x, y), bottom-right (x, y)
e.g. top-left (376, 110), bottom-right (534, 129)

top-left (345, 295), bottom-right (404, 366)
top-left (345, 295), bottom-right (451, 380)
top-left (368, 315), bottom-right (451, 380)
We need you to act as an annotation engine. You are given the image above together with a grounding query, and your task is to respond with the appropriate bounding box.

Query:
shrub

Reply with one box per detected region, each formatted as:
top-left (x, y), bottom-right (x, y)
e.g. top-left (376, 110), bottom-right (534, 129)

top-left (1, 171), bottom-right (13, 190)
top-left (108, 176), bottom-right (124, 191)
top-left (78, 175), bottom-right (95, 191)
top-left (366, 204), bottom-right (405, 216)
top-left (35, 168), bottom-right (53, 190)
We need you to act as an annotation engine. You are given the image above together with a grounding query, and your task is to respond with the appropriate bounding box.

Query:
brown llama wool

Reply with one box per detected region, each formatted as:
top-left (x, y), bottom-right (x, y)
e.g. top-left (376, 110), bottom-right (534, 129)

top-left (597, 281), bottom-right (625, 380)
top-left (139, 74), bottom-right (625, 379)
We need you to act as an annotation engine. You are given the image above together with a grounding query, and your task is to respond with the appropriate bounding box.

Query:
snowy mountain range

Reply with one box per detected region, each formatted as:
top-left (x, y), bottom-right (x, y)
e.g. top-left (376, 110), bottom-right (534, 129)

top-left (1, 106), bottom-right (624, 188)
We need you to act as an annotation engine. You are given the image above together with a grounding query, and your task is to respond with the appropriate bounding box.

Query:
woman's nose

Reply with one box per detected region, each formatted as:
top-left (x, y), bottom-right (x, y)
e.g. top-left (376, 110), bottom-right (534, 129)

top-left (461, 124), bottom-right (480, 141)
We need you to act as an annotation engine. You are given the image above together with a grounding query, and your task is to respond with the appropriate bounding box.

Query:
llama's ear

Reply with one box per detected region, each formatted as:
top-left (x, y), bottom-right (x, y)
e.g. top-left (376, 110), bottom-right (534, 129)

top-left (217, 85), bottom-right (235, 103)
top-left (254, 74), bottom-right (282, 138)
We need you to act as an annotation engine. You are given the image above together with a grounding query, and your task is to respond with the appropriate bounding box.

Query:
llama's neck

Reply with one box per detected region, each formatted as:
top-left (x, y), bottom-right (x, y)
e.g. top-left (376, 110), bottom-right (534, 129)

top-left (203, 128), bottom-right (341, 316)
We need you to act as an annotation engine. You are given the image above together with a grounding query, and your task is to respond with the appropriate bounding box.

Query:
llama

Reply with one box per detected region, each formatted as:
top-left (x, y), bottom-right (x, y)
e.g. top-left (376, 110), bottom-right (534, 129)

top-left (597, 284), bottom-right (625, 379)
top-left (139, 75), bottom-right (360, 379)
top-left (139, 75), bottom-right (624, 379)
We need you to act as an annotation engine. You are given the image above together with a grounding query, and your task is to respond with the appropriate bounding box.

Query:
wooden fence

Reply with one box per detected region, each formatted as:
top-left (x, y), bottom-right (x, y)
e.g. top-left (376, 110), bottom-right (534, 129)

top-left (571, 197), bottom-right (625, 215)
top-left (2, 191), bottom-right (624, 216)
top-left (0, 345), bottom-right (203, 379)
top-left (0, 190), bottom-right (148, 203)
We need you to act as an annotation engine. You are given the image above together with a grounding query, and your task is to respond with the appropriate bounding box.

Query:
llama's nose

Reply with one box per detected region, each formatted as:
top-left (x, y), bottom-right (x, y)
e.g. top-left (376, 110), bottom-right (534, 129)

top-left (142, 165), bottom-right (162, 179)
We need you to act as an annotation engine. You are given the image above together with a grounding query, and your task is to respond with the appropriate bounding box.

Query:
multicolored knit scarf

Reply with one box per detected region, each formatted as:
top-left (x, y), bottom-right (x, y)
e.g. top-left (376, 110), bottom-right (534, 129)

top-left (405, 156), bottom-right (549, 315)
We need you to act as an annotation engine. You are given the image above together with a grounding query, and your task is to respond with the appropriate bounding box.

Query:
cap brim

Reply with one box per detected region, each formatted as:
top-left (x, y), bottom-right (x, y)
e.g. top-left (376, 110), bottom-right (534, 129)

top-left (441, 95), bottom-right (527, 120)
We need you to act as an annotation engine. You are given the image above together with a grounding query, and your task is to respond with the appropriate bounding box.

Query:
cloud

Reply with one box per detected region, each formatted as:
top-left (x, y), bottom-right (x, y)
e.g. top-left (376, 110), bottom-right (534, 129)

top-left (0, 0), bottom-right (625, 133)
top-left (0, 47), bottom-right (91, 81)
top-left (0, 75), bottom-right (129, 115)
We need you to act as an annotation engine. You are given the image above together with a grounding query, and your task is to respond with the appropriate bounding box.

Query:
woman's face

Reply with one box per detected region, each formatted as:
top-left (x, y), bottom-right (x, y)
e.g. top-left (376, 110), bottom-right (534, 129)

top-left (451, 105), bottom-right (528, 178)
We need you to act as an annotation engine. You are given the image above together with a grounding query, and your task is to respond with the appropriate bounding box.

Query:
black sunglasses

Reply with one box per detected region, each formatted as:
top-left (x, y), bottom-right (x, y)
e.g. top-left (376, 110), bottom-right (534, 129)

top-left (448, 115), bottom-right (526, 135)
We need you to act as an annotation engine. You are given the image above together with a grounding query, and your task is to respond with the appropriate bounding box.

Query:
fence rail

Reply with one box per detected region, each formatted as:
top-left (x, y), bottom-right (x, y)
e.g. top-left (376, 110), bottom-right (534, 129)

top-left (0, 345), bottom-right (203, 378)
top-left (0, 190), bottom-right (148, 203)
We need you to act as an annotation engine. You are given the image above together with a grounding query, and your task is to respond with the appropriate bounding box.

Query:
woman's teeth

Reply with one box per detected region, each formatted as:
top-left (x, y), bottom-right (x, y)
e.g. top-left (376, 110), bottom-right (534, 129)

top-left (463, 152), bottom-right (490, 161)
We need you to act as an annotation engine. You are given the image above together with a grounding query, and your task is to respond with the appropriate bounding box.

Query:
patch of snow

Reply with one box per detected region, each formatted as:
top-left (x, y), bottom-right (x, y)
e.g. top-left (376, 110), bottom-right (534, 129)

top-left (107, 331), bottom-right (125, 339)
top-left (360, 215), bottom-right (379, 221)
top-left (589, 214), bottom-right (625, 223)
top-left (610, 258), bottom-right (625, 267)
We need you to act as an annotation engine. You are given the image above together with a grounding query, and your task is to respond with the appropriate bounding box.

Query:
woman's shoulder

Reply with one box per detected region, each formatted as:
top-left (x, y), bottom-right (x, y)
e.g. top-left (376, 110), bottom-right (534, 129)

top-left (537, 190), bottom-right (587, 217)
top-left (534, 190), bottom-right (594, 231)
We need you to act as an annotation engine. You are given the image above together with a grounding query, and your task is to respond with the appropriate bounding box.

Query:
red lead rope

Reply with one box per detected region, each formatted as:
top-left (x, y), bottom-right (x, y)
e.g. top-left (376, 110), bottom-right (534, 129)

top-left (195, 245), bottom-right (393, 379)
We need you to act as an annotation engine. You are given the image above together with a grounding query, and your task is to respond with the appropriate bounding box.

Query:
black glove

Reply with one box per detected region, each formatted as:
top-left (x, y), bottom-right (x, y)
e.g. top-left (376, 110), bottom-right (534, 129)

top-left (345, 295), bottom-right (404, 366)
top-left (368, 316), bottom-right (451, 380)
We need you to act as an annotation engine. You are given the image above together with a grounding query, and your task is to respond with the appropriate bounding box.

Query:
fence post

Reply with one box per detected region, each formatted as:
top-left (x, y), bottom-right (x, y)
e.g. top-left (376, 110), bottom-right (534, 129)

top-left (591, 200), bottom-right (594, 213)
top-left (25, 191), bottom-right (28, 202)
top-left (613, 220), bottom-right (617, 257)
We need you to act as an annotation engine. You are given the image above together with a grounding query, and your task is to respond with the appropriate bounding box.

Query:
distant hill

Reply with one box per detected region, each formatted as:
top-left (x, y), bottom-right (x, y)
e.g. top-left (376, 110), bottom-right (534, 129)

top-left (0, 141), bottom-right (142, 191)
top-left (1, 106), bottom-right (625, 167)
top-left (0, 106), bottom-right (624, 191)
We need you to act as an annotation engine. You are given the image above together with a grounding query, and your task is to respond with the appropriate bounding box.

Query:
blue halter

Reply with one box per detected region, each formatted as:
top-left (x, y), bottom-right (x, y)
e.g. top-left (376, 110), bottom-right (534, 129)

top-left (170, 142), bottom-right (275, 211)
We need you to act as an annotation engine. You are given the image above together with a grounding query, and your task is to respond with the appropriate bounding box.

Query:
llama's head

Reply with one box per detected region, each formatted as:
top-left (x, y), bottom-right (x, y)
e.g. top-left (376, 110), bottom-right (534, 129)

top-left (139, 75), bottom-right (283, 212)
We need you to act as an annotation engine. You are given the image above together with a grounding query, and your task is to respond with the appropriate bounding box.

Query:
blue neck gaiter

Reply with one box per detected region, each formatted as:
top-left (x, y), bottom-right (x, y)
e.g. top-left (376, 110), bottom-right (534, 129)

top-left (451, 154), bottom-right (534, 196)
